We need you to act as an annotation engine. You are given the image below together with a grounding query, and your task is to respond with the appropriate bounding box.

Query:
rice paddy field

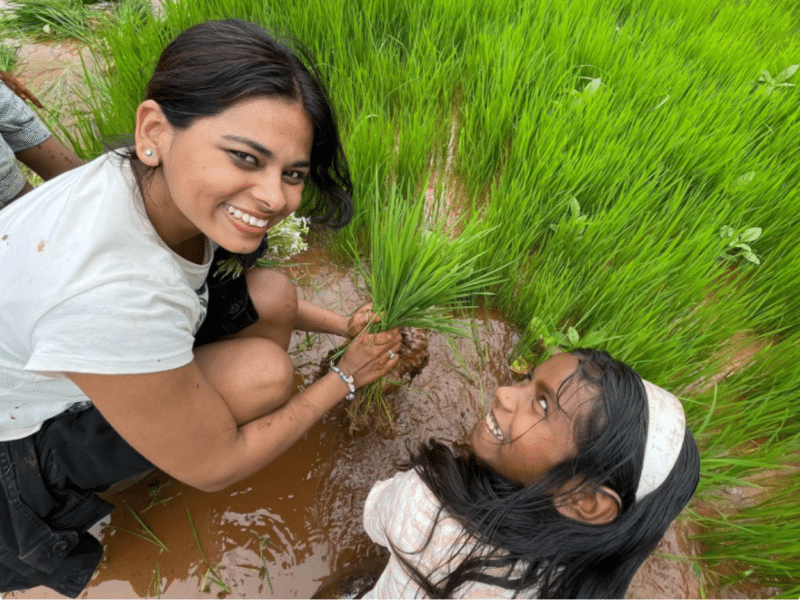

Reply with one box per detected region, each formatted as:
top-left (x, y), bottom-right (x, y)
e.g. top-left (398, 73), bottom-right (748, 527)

top-left (3, 0), bottom-right (799, 596)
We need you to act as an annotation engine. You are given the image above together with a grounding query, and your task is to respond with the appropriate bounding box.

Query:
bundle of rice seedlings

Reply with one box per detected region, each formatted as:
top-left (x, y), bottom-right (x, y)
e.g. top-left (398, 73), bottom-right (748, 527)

top-left (346, 182), bottom-right (504, 434)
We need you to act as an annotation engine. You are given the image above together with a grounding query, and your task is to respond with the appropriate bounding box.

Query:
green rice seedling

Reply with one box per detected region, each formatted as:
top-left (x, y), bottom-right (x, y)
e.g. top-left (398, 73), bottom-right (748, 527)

top-left (250, 529), bottom-right (280, 594)
top-left (141, 479), bottom-right (177, 513)
top-left (147, 561), bottom-right (162, 599)
top-left (187, 510), bottom-right (230, 594)
top-left (692, 461), bottom-right (800, 592)
top-left (106, 504), bottom-right (169, 552)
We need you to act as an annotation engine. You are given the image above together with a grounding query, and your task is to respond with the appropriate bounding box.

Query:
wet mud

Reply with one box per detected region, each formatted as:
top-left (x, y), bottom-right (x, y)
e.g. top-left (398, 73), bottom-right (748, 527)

top-left (7, 249), bottom-right (709, 599)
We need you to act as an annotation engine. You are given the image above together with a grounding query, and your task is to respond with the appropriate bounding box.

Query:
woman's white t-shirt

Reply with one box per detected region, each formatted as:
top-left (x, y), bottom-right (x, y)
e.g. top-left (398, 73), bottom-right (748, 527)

top-left (0, 153), bottom-right (212, 441)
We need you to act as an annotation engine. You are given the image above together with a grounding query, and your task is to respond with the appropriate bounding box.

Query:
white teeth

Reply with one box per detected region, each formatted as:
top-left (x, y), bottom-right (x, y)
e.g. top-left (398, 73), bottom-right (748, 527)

top-left (485, 411), bottom-right (504, 442)
top-left (225, 204), bottom-right (267, 229)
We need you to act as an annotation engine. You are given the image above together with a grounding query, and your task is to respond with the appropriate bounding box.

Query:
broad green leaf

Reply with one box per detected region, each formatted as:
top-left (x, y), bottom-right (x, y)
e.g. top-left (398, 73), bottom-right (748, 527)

top-left (739, 227), bottom-right (762, 242)
top-left (776, 64), bottom-right (798, 83)
top-left (742, 251), bottom-right (760, 265)
top-left (719, 225), bottom-right (735, 238)
top-left (569, 196), bottom-right (580, 219)
top-left (584, 78), bottom-right (602, 95)
top-left (510, 356), bottom-right (532, 374)
top-left (567, 326), bottom-right (580, 346)
top-left (733, 172), bottom-right (755, 188)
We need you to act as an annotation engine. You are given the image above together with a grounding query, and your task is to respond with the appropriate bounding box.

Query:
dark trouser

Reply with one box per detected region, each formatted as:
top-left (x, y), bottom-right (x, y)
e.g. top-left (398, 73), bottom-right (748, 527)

top-left (0, 407), bottom-right (153, 597)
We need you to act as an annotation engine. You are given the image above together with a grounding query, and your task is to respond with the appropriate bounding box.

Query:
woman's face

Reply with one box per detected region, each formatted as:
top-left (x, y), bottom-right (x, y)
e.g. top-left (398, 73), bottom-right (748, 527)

top-left (151, 96), bottom-right (313, 255)
top-left (470, 353), bottom-right (594, 485)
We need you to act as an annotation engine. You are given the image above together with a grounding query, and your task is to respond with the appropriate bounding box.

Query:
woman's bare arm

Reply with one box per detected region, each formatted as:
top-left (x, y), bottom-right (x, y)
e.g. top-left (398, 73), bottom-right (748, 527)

top-left (67, 330), bottom-right (400, 492)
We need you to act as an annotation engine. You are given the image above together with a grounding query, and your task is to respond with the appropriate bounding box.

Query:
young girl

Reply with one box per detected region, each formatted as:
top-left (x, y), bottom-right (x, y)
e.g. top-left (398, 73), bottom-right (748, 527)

top-left (0, 20), bottom-right (400, 597)
top-left (362, 348), bottom-right (700, 598)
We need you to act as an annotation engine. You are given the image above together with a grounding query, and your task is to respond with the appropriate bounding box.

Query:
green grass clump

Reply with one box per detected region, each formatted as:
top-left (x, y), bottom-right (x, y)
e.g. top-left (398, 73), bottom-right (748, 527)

top-left (0, 43), bottom-right (17, 72)
top-left (1, 0), bottom-right (96, 43)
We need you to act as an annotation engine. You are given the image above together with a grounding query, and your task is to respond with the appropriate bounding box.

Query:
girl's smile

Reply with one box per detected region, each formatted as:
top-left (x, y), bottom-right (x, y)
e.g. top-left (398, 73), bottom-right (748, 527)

top-left (470, 353), bottom-right (593, 485)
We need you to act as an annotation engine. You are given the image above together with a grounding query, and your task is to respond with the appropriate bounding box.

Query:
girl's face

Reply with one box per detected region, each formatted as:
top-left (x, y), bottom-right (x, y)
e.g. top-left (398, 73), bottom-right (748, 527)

top-left (147, 96), bottom-right (313, 255)
top-left (470, 353), bottom-right (593, 485)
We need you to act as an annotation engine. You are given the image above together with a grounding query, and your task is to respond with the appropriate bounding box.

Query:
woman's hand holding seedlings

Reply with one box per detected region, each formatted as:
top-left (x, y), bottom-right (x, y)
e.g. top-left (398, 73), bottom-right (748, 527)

top-left (337, 327), bottom-right (401, 390)
top-left (346, 302), bottom-right (380, 338)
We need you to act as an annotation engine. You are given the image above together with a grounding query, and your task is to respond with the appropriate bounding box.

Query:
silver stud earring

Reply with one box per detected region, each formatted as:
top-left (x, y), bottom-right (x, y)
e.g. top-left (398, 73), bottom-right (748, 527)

top-left (144, 149), bottom-right (154, 157)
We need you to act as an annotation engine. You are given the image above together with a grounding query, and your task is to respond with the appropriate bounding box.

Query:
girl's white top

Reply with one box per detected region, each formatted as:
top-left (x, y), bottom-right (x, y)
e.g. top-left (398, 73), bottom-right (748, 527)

top-left (0, 153), bottom-right (212, 441)
top-left (363, 469), bottom-right (537, 599)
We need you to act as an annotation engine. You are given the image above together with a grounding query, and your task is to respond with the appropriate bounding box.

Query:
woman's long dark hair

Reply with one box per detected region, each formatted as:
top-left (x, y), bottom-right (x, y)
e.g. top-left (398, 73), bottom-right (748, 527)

top-left (394, 348), bottom-right (700, 598)
top-left (130, 19), bottom-right (353, 227)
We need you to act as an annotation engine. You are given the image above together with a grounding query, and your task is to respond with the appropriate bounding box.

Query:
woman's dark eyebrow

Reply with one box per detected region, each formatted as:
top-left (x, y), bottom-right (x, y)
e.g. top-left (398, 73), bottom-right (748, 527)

top-left (222, 135), bottom-right (311, 167)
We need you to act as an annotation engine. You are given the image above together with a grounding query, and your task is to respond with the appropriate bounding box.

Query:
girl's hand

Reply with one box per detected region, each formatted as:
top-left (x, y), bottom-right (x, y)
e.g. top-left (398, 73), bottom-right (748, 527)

top-left (346, 302), bottom-right (381, 338)
top-left (336, 328), bottom-right (401, 389)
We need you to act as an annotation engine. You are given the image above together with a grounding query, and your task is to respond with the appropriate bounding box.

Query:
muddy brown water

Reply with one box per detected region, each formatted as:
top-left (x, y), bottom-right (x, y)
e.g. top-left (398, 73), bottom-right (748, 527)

top-left (7, 250), bottom-right (704, 599)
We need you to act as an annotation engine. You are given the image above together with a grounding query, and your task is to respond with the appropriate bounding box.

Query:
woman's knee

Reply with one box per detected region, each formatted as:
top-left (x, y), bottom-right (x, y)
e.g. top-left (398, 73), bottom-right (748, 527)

top-left (247, 338), bottom-right (295, 400)
top-left (246, 268), bottom-right (298, 327)
top-left (194, 337), bottom-right (295, 424)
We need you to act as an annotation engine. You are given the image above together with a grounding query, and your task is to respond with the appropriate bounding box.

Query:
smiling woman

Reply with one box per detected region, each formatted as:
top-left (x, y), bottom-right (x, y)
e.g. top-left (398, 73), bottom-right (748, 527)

top-left (138, 96), bottom-right (313, 257)
top-left (0, 19), bottom-right (400, 598)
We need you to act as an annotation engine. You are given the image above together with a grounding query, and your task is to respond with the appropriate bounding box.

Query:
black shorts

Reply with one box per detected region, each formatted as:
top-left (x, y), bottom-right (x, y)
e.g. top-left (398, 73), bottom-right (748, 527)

top-left (193, 263), bottom-right (259, 347)
top-left (0, 407), bottom-right (153, 597)
top-left (0, 246), bottom-right (262, 597)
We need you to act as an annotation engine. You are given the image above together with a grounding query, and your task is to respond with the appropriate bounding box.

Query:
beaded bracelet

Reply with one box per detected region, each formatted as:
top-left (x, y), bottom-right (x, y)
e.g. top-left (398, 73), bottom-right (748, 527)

top-left (330, 363), bottom-right (356, 401)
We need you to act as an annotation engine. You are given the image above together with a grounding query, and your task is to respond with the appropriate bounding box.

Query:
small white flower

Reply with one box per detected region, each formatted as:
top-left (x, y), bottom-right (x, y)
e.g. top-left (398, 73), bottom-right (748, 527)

top-left (267, 213), bottom-right (309, 260)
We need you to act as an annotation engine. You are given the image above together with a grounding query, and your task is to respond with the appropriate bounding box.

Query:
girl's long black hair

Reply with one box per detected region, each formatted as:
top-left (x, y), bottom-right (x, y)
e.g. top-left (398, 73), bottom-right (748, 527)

top-left (393, 348), bottom-right (700, 598)
top-left (129, 19), bottom-right (353, 228)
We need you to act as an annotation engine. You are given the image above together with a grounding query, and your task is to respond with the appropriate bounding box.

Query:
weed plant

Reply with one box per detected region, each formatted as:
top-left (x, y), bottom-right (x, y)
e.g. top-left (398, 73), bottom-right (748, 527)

top-left (68, 0), bottom-right (800, 595)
